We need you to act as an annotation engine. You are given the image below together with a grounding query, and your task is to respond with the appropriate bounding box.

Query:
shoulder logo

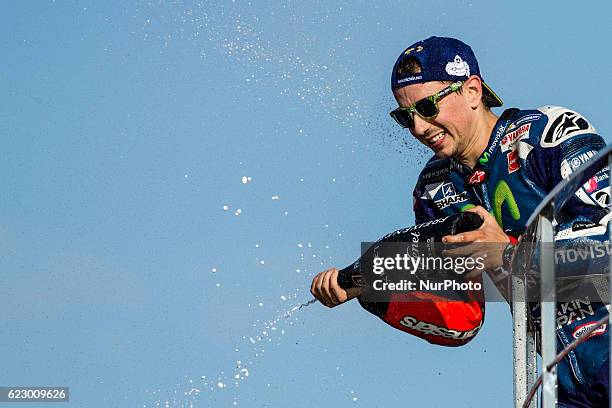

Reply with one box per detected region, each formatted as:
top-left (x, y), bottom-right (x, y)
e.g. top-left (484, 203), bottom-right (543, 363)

top-left (541, 109), bottom-right (593, 147)
top-left (445, 55), bottom-right (470, 77)
top-left (594, 190), bottom-right (610, 206)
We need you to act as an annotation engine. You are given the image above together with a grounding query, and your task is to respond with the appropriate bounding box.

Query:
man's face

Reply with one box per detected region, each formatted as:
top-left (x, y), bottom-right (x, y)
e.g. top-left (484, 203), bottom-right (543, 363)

top-left (393, 81), bottom-right (473, 159)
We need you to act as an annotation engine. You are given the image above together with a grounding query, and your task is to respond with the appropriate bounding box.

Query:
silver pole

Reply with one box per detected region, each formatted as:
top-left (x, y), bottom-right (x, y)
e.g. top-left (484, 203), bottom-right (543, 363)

top-left (517, 145), bottom-right (612, 407)
top-left (540, 214), bottom-right (557, 407)
top-left (512, 275), bottom-right (537, 408)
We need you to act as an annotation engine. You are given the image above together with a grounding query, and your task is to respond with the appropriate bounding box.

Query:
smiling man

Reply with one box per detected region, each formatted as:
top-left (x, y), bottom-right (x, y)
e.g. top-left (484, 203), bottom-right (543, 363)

top-left (311, 36), bottom-right (610, 407)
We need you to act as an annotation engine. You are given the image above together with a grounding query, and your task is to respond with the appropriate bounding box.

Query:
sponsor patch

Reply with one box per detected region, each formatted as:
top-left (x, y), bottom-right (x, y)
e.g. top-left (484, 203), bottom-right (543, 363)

top-left (584, 177), bottom-right (599, 193)
top-left (555, 297), bottom-right (595, 327)
top-left (560, 150), bottom-right (598, 178)
top-left (434, 191), bottom-right (469, 210)
top-left (478, 152), bottom-right (490, 165)
top-left (480, 117), bottom-right (514, 164)
top-left (441, 182), bottom-right (456, 197)
top-left (572, 322), bottom-right (607, 340)
top-left (468, 170), bottom-right (487, 185)
top-left (399, 315), bottom-right (482, 340)
top-left (445, 55), bottom-right (470, 77)
top-left (595, 169), bottom-right (610, 182)
top-left (397, 75), bottom-right (422, 84)
top-left (572, 221), bottom-right (597, 231)
top-left (403, 45), bottom-right (424, 55)
top-left (421, 166), bottom-right (450, 183)
top-left (583, 168), bottom-right (610, 193)
top-left (512, 113), bottom-right (542, 128)
top-left (507, 150), bottom-right (520, 173)
top-left (501, 123), bottom-right (531, 153)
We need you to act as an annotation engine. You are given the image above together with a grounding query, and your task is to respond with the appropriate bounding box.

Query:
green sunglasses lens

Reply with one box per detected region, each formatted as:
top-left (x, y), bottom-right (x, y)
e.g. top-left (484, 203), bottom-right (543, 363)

top-left (390, 81), bottom-right (462, 128)
top-left (391, 109), bottom-right (414, 128)
top-left (414, 98), bottom-right (439, 118)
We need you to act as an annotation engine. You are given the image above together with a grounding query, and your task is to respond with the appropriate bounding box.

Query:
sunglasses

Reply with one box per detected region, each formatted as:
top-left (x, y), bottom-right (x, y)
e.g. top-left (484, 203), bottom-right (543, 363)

top-left (389, 81), bottom-right (464, 128)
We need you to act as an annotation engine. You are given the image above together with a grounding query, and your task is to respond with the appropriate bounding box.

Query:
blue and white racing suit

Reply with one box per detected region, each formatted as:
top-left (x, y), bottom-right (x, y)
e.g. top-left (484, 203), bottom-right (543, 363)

top-left (413, 106), bottom-right (610, 407)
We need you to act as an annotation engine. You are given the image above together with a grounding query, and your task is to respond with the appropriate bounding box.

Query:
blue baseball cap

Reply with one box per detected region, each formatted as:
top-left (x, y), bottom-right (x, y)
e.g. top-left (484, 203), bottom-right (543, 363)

top-left (391, 36), bottom-right (502, 107)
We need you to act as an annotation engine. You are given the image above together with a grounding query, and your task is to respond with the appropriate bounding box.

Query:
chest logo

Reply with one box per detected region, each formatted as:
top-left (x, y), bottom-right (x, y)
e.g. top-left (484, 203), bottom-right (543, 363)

top-left (468, 170), bottom-right (487, 185)
top-left (441, 183), bottom-right (456, 197)
top-left (507, 150), bottom-right (520, 173)
top-left (492, 180), bottom-right (521, 227)
top-left (501, 124), bottom-right (531, 153)
top-left (435, 191), bottom-right (469, 210)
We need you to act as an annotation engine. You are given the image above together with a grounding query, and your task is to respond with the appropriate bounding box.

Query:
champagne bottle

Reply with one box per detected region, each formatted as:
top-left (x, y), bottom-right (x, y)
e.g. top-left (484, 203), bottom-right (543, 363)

top-left (337, 212), bottom-right (483, 289)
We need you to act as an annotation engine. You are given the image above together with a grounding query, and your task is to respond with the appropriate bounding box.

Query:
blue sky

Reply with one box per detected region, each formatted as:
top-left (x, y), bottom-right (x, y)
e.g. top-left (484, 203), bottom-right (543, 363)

top-left (2, 1), bottom-right (611, 407)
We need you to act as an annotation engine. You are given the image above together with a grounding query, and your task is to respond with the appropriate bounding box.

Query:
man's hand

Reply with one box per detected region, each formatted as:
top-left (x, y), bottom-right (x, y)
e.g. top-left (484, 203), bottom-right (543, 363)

top-left (442, 206), bottom-right (510, 278)
top-left (310, 268), bottom-right (362, 308)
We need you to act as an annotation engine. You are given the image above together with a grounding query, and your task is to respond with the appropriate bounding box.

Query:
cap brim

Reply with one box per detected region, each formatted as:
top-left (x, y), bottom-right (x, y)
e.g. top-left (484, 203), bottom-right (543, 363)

top-left (482, 81), bottom-right (503, 107)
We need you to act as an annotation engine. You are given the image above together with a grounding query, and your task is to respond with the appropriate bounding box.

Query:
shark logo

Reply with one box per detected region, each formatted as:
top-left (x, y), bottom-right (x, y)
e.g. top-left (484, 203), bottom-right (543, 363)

top-left (441, 183), bottom-right (456, 197)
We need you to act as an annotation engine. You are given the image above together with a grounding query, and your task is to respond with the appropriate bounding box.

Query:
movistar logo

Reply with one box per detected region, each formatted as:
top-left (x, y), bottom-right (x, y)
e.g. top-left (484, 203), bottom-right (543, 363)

top-left (478, 152), bottom-right (490, 165)
top-left (493, 180), bottom-right (521, 226)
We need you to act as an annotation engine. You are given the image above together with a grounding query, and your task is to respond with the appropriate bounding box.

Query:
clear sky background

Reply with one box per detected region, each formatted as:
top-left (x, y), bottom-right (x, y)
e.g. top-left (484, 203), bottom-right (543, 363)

top-left (2, 1), bottom-right (612, 407)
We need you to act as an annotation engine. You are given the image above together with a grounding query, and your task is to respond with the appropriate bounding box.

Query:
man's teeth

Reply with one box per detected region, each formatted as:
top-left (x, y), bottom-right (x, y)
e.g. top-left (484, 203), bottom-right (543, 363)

top-left (431, 132), bottom-right (445, 143)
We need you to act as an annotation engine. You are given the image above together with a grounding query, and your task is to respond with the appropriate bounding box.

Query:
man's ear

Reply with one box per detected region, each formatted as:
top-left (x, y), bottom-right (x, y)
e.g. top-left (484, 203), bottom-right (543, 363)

top-left (464, 75), bottom-right (483, 110)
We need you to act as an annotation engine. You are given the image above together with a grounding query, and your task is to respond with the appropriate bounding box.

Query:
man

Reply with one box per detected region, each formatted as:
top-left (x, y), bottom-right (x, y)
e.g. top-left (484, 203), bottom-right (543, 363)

top-left (311, 36), bottom-right (609, 407)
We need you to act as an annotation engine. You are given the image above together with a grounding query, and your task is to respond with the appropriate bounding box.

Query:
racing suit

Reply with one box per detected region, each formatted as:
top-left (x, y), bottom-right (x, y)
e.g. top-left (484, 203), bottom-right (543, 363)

top-left (413, 106), bottom-right (610, 407)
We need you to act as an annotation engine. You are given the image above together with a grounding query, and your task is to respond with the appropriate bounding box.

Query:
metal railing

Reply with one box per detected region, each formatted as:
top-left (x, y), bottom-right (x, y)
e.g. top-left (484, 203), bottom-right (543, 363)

top-left (511, 144), bottom-right (612, 407)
